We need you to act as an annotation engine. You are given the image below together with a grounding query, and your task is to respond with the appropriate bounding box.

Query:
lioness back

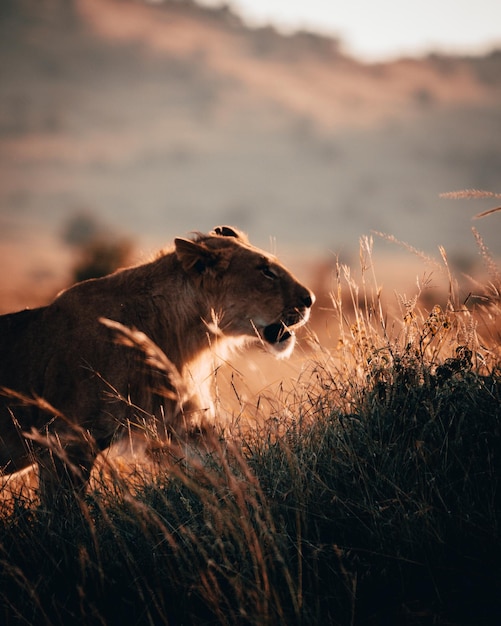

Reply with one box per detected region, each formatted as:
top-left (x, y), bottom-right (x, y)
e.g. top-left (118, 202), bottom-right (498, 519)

top-left (0, 226), bottom-right (314, 506)
top-left (0, 307), bottom-right (50, 470)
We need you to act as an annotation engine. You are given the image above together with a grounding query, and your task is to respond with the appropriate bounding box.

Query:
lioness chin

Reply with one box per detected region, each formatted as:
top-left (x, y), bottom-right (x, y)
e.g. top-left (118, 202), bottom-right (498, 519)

top-left (0, 226), bottom-right (314, 508)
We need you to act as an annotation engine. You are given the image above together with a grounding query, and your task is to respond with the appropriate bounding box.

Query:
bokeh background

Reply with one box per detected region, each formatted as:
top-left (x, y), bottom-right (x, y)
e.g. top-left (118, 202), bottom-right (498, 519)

top-left (1, 0), bottom-right (500, 313)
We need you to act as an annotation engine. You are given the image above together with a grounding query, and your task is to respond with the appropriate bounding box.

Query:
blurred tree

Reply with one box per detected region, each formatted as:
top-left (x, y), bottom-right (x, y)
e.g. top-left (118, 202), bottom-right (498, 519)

top-left (62, 211), bottom-right (102, 247)
top-left (62, 211), bottom-right (133, 282)
top-left (73, 237), bottom-right (133, 283)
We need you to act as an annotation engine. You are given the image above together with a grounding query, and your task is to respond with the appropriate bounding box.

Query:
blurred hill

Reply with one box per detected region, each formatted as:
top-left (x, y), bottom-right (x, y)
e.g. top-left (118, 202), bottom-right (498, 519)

top-left (1, 0), bottom-right (501, 264)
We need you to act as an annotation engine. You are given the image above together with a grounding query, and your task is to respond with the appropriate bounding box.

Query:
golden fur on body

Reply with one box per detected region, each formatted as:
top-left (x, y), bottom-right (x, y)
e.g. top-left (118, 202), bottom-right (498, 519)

top-left (0, 226), bottom-right (314, 505)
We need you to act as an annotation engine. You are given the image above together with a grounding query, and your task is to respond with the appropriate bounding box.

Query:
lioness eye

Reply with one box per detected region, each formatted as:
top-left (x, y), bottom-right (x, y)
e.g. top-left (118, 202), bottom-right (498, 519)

top-left (261, 265), bottom-right (277, 280)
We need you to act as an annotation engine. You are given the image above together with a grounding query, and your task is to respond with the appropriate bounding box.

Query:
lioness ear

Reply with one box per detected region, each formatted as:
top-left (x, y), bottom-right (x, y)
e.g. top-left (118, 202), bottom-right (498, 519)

top-left (175, 238), bottom-right (227, 274)
top-left (212, 225), bottom-right (248, 242)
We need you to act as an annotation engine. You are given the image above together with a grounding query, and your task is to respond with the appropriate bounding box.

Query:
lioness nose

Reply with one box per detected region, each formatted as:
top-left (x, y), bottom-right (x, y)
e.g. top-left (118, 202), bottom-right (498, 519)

top-left (302, 291), bottom-right (314, 308)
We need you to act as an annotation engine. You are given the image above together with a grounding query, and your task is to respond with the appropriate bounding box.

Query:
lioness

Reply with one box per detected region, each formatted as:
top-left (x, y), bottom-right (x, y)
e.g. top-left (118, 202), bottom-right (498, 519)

top-left (0, 226), bottom-right (314, 506)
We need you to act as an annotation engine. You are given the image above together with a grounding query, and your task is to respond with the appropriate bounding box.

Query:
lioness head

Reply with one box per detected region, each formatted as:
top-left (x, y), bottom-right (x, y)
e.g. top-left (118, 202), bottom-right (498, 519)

top-left (174, 226), bottom-right (315, 358)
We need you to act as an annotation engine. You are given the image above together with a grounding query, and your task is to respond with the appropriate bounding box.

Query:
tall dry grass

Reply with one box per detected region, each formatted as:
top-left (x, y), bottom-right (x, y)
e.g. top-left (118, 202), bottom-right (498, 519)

top-left (1, 230), bottom-right (500, 625)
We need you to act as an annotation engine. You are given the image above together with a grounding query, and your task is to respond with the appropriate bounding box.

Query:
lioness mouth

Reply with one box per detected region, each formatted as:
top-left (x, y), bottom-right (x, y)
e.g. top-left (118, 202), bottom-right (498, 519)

top-left (258, 309), bottom-right (310, 358)
top-left (263, 322), bottom-right (293, 345)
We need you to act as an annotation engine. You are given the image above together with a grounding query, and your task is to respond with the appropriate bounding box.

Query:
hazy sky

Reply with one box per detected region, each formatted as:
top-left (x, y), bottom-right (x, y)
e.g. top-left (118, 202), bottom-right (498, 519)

top-left (200, 0), bottom-right (501, 61)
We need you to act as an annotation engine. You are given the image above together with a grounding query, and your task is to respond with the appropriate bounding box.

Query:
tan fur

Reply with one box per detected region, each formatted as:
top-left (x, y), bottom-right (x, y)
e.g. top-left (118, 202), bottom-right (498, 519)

top-left (0, 226), bottom-right (314, 505)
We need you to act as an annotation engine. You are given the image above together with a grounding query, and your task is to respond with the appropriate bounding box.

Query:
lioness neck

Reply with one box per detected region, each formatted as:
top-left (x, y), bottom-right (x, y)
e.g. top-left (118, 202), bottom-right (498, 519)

top-left (141, 251), bottom-right (237, 369)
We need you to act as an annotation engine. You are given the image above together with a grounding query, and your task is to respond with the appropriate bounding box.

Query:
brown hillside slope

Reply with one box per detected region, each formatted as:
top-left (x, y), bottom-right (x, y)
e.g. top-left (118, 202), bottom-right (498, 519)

top-left (0, 0), bottom-right (500, 312)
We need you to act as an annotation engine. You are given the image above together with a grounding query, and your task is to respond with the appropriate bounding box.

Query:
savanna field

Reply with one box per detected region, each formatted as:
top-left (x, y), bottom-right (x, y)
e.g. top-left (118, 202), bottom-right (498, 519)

top-left (1, 2), bottom-right (501, 624)
top-left (1, 219), bottom-right (500, 626)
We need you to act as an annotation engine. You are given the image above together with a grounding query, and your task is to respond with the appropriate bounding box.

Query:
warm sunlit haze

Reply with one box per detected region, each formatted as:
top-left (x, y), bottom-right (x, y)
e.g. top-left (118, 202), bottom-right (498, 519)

top-left (0, 0), bottom-right (500, 318)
